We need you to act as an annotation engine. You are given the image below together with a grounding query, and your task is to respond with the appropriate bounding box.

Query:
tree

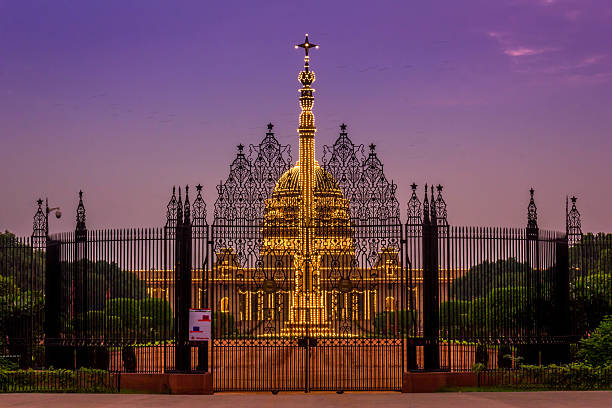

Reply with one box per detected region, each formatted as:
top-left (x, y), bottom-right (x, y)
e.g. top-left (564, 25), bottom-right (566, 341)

top-left (439, 300), bottom-right (470, 338)
top-left (570, 273), bottom-right (612, 334)
top-left (0, 231), bottom-right (45, 292)
top-left (468, 286), bottom-right (535, 337)
top-left (568, 233), bottom-right (612, 334)
top-left (577, 315), bottom-right (612, 367)
top-left (140, 298), bottom-right (173, 339)
top-left (451, 258), bottom-right (532, 301)
top-left (0, 275), bottom-right (44, 366)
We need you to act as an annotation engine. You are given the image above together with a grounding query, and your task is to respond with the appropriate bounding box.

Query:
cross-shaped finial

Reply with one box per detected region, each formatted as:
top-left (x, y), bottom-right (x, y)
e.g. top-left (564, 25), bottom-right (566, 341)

top-left (530, 187), bottom-right (535, 197)
top-left (340, 123), bottom-right (347, 132)
top-left (267, 123), bottom-right (274, 131)
top-left (237, 144), bottom-right (244, 153)
top-left (369, 143), bottom-right (376, 153)
top-left (295, 34), bottom-right (319, 56)
top-left (37, 198), bottom-right (43, 206)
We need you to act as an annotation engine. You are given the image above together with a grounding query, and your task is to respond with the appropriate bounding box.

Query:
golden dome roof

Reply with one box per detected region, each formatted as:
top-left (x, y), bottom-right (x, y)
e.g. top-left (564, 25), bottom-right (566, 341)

top-left (272, 164), bottom-right (344, 199)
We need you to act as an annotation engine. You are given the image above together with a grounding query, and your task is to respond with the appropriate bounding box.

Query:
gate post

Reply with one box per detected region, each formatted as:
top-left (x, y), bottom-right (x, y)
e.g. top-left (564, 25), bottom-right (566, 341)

top-left (44, 239), bottom-right (62, 367)
top-left (523, 188), bottom-right (540, 365)
top-left (74, 191), bottom-right (89, 369)
top-left (422, 185), bottom-right (440, 370)
top-left (548, 236), bottom-right (571, 363)
top-left (175, 187), bottom-right (192, 372)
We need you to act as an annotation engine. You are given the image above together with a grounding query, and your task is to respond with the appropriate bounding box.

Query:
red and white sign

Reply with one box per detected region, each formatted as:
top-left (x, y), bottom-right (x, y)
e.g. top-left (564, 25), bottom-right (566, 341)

top-left (189, 308), bottom-right (211, 341)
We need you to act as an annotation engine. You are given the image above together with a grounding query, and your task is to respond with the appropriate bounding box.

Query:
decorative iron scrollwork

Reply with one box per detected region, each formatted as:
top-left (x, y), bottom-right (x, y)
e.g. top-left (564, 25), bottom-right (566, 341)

top-left (214, 125), bottom-right (291, 225)
top-left (434, 185), bottom-right (448, 226)
top-left (322, 125), bottom-right (400, 224)
top-left (567, 195), bottom-right (582, 245)
top-left (166, 186), bottom-right (178, 228)
top-left (192, 184), bottom-right (208, 228)
top-left (32, 198), bottom-right (46, 246)
top-left (527, 188), bottom-right (538, 229)
top-left (407, 183), bottom-right (422, 226)
top-left (76, 190), bottom-right (87, 235)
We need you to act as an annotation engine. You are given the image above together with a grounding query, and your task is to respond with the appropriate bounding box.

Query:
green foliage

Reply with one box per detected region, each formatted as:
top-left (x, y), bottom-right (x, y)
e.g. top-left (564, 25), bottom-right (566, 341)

top-left (0, 368), bottom-right (117, 392)
top-left (0, 231), bottom-right (45, 291)
top-left (214, 311), bottom-right (237, 337)
top-left (105, 298), bottom-right (141, 332)
top-left (570, 273), bottom-right (612, 333)
top-left (569, 233), bottom-right (612, 274)
top-left (140, 297), bottom-right (173, 338)
top-left (61, 260), bottom-right (148, 313)
top-left (568, 233), bottom-right (612, 333)
top-left (373, 310), bottom-right (416, 336)
top-left (440, 300), bottom-right (470, 337)
top-left (475, 344), bottom-right (490, 366)
top-left (497, 344), bottom-right (513, 369)
top-left (81, 297), bottom-right (174, 340)
top-left (0, 275), bottom-right (44, 345)
top-left (468, 286), bottom-right (535, 336)
top-left (578, 315), bottom-right (612, 367)
top-left (451, 258), bottom-right (531, 301)
top-left (511, 363), bottom-right (612, 390)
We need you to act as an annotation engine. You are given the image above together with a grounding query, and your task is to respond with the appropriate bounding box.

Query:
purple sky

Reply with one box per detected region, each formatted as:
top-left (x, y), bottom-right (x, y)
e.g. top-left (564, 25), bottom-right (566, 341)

top-left (1, 0), bottom-right (612, 237)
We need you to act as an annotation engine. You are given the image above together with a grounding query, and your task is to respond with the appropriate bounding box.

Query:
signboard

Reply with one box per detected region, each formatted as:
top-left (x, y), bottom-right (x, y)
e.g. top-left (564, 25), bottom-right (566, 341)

top-left (189, 308), bottom-right (211, 341)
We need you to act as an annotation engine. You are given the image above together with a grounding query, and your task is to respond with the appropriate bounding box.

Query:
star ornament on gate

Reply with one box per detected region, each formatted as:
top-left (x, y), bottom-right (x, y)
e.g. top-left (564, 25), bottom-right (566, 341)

top-left (295, 34), bottom-right (319, 56)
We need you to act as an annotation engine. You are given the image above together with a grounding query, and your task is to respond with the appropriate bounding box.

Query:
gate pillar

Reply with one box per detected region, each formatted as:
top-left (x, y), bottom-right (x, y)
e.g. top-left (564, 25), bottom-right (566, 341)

top-left (74, 191), bottom-right (90, 369)
top-left (422, 185), bottom-right (440, 370)
top-left (174, 187), bottom-right (193, 372)
top-left (545, 236), bottom-right (571, 364)
top-left (44, 239), bottom-right (64, 368)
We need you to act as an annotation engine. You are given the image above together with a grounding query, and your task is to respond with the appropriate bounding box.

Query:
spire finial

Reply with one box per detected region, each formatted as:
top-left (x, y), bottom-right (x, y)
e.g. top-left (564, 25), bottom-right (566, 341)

top-left (340, 123), bottom-right (347, 132)
top-left (267, 123), bottom-right (274, 132)
top-left (527, 187), bottom-right (538, 229)
top-left (295, 34), bottom-right (319, 57)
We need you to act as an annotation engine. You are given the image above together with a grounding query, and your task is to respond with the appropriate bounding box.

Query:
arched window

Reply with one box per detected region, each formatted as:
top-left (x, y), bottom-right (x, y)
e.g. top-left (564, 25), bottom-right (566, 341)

top-left (385, 296), bottom-right (395, 312)
top-left (220, 297), bottom-right (229, 313)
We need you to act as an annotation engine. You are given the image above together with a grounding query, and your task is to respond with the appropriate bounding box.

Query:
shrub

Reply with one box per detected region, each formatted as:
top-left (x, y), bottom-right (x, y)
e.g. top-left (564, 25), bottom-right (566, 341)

top-left (373, 310), bottom-right (416, 336)
top-left (578, 315), bottom-right (612, 367)
top-left (475, 344), bottom-right (489, 367)
top-left (0, 368), bottom-right (117, 392)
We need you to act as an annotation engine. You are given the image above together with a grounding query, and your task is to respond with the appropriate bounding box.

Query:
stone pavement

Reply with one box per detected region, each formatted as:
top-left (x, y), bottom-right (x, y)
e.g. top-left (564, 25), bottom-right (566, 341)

top-left (1, 391), bottom-right (612, 408)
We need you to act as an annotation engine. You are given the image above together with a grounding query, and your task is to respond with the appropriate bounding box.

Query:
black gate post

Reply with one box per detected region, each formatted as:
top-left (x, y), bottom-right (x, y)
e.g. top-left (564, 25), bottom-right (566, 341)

top-left (193, 185), bottom-right (209, 373)
top-left (74, 191), bottom-right (89, 369)
top-left (44, 239), bottom-right (62, 368)
top-left (523, 188), bottom-right (540, 365)
top-left (548, 236), bottom-right (571, 363)
top-left (422, 185), bottom-right (440, 370)
top-left (175, 187), bottom-right (192, 372)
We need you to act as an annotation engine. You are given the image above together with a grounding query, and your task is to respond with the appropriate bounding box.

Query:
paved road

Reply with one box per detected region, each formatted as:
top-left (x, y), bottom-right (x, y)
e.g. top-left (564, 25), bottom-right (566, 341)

top-left (1, 392), bottom-right (612, 408)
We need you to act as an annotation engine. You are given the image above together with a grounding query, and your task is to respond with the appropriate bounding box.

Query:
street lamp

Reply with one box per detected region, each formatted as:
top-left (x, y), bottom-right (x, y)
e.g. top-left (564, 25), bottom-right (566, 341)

top-left (38, 198), bottom-right (61, 238)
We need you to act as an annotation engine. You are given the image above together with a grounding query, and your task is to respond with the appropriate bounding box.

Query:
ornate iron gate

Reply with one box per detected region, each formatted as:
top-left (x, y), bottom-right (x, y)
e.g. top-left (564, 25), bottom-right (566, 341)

top-left (210, 223), bottom-right (406, 391)
top-left (209, 124), bottom-right (406, 391)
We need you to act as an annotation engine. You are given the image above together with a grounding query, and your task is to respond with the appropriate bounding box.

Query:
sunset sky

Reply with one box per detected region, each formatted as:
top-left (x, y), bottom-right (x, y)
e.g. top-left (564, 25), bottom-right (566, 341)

top-left (1, 0), bottom-right (611, 236)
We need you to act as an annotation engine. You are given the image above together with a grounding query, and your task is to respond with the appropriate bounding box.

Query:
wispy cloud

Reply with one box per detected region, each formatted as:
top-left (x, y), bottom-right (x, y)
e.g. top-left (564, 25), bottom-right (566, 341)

top-left (488, 32), bottom-right (559, 58)
top-left (504, 48), bottom-right (549, 57)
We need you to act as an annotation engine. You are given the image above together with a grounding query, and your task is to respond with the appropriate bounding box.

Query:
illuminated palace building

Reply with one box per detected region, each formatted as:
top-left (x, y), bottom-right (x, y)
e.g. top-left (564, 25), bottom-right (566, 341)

top-left (143, 35), bottom-right (455, 337)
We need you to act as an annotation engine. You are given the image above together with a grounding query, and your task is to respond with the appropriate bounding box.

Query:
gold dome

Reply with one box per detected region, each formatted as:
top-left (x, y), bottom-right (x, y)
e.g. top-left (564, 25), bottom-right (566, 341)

top-left (263, 163), bottom-right (351, 229)
top-left (272, 164), bottom-right (344, 199)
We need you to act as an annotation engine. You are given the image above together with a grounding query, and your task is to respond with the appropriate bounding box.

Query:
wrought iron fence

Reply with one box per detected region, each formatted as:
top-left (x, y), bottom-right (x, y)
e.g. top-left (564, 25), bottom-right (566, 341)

top-left (1, 127), bottom-right (610, 392)
top-left (3, 188), bottom-right (612, 392)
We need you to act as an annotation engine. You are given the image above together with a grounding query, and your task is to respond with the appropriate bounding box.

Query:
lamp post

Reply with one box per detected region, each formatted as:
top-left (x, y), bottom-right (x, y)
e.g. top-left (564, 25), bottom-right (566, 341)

top-left (44, 198), bottom-right (62, 237)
